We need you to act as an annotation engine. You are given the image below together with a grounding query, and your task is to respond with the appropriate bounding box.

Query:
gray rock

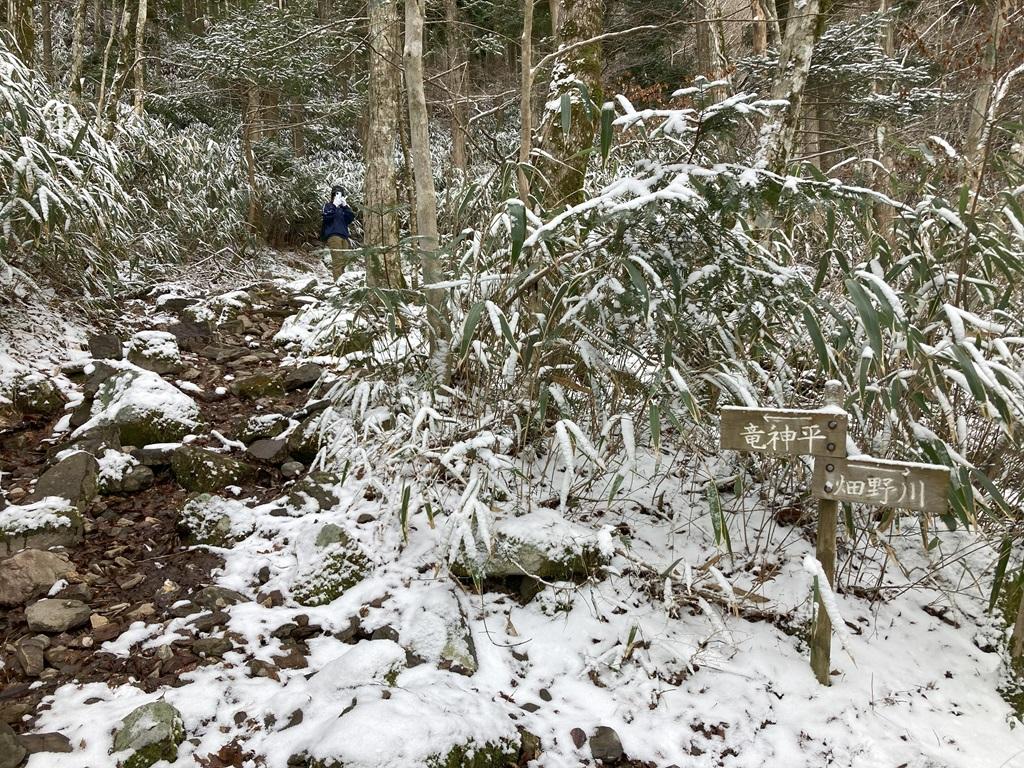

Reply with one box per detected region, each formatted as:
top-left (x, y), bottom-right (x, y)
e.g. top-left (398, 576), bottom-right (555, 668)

top-left (198, 344), bottom-right (247, 363)
top-left (237, 413), bottom-right (290, 444)
top-left (589, 726), bottom-right (623, 763)
top-left (167, 319), bottom-right (214, 352)
top-left (52, 424), bottom-right (121, 459)
top-left (83, 360), bottom-right (121, 399)
top-left (170, 446), bottom-right (257, 493)
top-left (126, 331), bottom-right (183, 375)
top-left (246, 438), bottom-right (288, 464)
top-left (29, 451), bottom-right (99, 509)
top-left (0, 498), bottom-right (83, 556)
top-left (400, 586), bottom-right (478, 676)
top-left (86, 367), bottom-right (201, 446)
top-left (280, 461), bottom-right (304, 479)
top-left (282, 363), bottom-right (323, 392)
top-left (112, 701), bottom-right (185, 768)
top-left (131, 444), bottom-right (178, 467)
top-left (192, 636), bottom-right (233, 657)
top-left (25, 598), bottom-right (91, 633)
top-left (0, 549), bottom-right (76, 607)
top-left (0, 722), bottom-right (26, 768)
top-left (192, 585), bottom-right (246, 610)
top-left (106, 463), bottom-right (155, 495)
top-left (286, 414), bottom-right (324, 465)
top-left (19, 731), bottom-right (73, 755)
top-left (157, 296), bottom-right (197, 314)
top-left (177, 494), bottom-right (251, 547)
top-left (286, 472), bottom-right (342, 513)
top-left (88, 333), bottom-right (123, 360)
top-left (15, 635), bottom-right (48, 676)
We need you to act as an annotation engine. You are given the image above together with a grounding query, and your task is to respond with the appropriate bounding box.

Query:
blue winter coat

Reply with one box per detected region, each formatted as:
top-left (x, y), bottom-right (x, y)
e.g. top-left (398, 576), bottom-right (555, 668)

top-left (320, 202), bottom-right (355, 241)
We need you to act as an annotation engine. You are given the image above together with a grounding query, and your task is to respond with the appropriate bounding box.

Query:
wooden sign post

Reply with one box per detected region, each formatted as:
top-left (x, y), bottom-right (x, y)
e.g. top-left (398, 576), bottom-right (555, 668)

top-left (719, 381), bottom-right (952, 686)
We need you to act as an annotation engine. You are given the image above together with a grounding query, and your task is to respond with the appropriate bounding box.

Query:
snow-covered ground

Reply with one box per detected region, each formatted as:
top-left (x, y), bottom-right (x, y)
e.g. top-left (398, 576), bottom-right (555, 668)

top-left (6, 261), bottom-right (1023, 768)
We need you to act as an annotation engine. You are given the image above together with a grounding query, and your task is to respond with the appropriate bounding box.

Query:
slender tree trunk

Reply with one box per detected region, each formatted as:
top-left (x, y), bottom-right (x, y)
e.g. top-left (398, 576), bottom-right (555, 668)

top-left (965, 0), bottom-right (1008, 187)
top-left (517, 0), bottom-right (535, 203)
top-left (872, 0), bottom-right (894, 240)
top-left (95, 0), bottom-right (127, 128)
top-left (93, 0), bottom-right (102, 46)
top-left (364, 0), bottom-right (405, 288)
top-left (696, 0), bottom-right (728, 99)
top-left (446, 0), bottom-right (467, 173)
top-left (40, 0), bottom-right (54, 82)
top-left (133, 0), bottom-right (148, 116)
top-left (102, 0), bottom-right (132, 131)
top-left (243, 85), bottom-right (261, 230)
top-left (548, 0), bottom-right (559, 38)
top-left (535, 0), bottom-right (604, 209)
top-left (291, 103), bottom-right (305, 156)
top-left (70, 0), bottom-right (89, 101)
top-left (764, 0), bottom-right (780, 47)
top-left (7, 0), bottom-right (35, 66)
top-left (754, 0), bottom-right (822, 174)
top-left (405, 0), bottom-right (448, 352)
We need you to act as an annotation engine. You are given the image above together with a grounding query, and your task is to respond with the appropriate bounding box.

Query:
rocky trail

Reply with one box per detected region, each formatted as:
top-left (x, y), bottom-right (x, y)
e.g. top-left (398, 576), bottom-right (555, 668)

top-left (0, 277), bottom-right (370, 766)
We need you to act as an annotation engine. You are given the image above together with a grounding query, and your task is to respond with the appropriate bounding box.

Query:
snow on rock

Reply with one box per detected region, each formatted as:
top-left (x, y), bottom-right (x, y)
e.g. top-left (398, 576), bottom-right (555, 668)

top-left (0, 497), bottom-right (82, 556)
top-left (125, 330), bottom-right (183, 375)
top-left (74, 361), bottom-right (200, 446)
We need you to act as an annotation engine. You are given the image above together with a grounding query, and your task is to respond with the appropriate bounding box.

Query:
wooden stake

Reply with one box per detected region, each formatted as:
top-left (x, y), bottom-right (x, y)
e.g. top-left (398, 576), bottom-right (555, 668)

top-left (810, 495), bottom-right (838, 685)
top-left (810, 381), bottom-right (844, 686)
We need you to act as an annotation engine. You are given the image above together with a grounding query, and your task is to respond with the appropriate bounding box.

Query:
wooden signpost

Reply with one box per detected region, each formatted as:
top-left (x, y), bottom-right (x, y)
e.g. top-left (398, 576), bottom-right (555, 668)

top-left (719, 382), bottom-right (952, 685)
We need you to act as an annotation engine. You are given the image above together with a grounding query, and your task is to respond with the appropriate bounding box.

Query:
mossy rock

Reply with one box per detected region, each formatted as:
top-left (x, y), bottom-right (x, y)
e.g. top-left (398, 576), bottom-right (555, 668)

top-left (230, 372), bottom-right (285, 400)
top-left (287, 472), bottom-right (343, 513)
top-left (452, 539), bottom-right (607, 583)
top-left (286, 414), bottom-right (325, 464)
top-left (125, 331), bottom-right (183, 375)
top-left (427, 739), bottom-right (519, 768)
top-left (10, 373), bottom-right (65, 416)
top-left (90, 368), bottom-right (200, 445)
top-left (112, 701), bottom-right (185, 768)
top-left (0, 499), bottom-right (83, 557)
top-left (171, 446), bottom-right (258, 493)
top-left (178, 494), bottom-right (253, 546)
top-left (293, 525), bottom-right (369, 607)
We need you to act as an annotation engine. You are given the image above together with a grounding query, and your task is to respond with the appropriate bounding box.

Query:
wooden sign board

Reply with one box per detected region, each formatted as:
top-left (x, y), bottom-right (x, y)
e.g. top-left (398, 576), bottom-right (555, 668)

top-left (721, 407), bottom-right (848, 458)
top-left (812, 456), bottom-right (950, 513)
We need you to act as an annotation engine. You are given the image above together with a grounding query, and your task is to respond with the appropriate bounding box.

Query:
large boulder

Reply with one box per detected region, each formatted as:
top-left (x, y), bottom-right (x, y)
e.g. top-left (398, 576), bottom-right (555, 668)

top-left (170, 446), bottom-right (257, 493)
top-left (453, 509), bottom-right (612, 582)
top-left (0, 549), bottom-right (76, 607)
top-left (0, 497), bottom-right (83, 557)
top-left (126, 331), bottom-right (184, 375)
top-left (29, 451), bottom-right (99, 508)
top-left (282, 363), bottom-right (323, 392)
top-left (75, 363), bottom-right (201, 446)
top-left (178, 494), bottom-right (255, 547)
top-left (25, 598), bottom-right (91, 633)
top-left (112, 701), bottom-right (185, 768)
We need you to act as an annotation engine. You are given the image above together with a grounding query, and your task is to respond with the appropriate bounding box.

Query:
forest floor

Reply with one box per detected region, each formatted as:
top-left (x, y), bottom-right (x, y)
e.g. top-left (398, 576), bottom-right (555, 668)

top-left (1, 250), bottom-right (1023, 768)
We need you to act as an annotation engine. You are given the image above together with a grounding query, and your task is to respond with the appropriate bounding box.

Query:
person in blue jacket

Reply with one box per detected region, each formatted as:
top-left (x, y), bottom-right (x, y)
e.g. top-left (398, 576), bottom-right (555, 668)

top-left (321, 183), bottom-right (356, 278)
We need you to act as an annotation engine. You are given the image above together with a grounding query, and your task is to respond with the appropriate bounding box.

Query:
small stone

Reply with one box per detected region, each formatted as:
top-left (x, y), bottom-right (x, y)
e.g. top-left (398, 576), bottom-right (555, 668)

top-left (7, 487), bottom-right (26, 502)
top-left (256, 566), bottom-right (271, 585)
top-left (25, 599), bottom-right (92, 633)
top-left (273, 643), bottom-right (308, 670)
top-left (569, 727), bottom-right (587, 749)
top-left (248, 659), bottom-right (280, 680)
top-left (15, 636), bottom-right (48, 677)
top-left (539, 688), bottom-right (552, 701)
top-left (120, 574), bottom-right (146, 590)
top-left (0, 722), bottom-right (26, 768)
top-left (125, 603), bottom-right (156, 622)
top-left (112, 701), bottom-right (185, 768)
top-left (131, 445), bottom-right (178, 467)
top-left (280, 461), bottom-right (304, 479)
top-left (356, 513), bottom-right (375, 524)
top-left (189, 611), bottom-right (229, 632)
top-left (520, 702), bottom-right (541, 713)
top-left (91, 614), bottom-right (110, 628)
top-left (589, 726), bottom-right (623, 763)
top-left (230, 372), bottom-right (284, 400)
top-left (88, 333), bottom-right (123, 361)
top-left (19, 731), bottom-right (73, 754)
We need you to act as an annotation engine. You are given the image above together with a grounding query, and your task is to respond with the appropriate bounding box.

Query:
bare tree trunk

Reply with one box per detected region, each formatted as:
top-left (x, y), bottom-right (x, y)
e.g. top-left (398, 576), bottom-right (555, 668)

top-left (872, 0), bottom-right (894, 240)
top-left (548, 0), bottom-right (559, 37)
top-left (535, 0), bottom-right (603, 209)
top-left (7, 0), bottom-right (35, 66)
top-left (364, 0), bottom-right (405, 288)
top-left (764, 0), bottom-right (780, 47)
top-left (102, 0), bottom-right (132, 131)
top-left (517, 0), bottom-right (535, 203)
top-left (291, 103), bottom-right (305, 156)
top-left (754, 0), bottom-right (822, 174)
top-left (446, 0), bottom-right (467, 173)
top-left (40, 0), bottom-right (54, 82)
top-left (70, 0), bottom-right (88, 100)
top-left (243, 86), bottom-right (261, 230)
top-left (802, 101), bottom-right (820, 168)
top-left (133, 0), bottom-right (148, 116)
top-left (696, 0), bottom-right (728, 99)
top-left (965, 0), bottom-right (1009, 188)
top-left (93, 0), bottom-right (102, 46)
top-left (95, 0), bottom-right (127, 128)
top-left (405, 0), bottom-right (448, 352)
